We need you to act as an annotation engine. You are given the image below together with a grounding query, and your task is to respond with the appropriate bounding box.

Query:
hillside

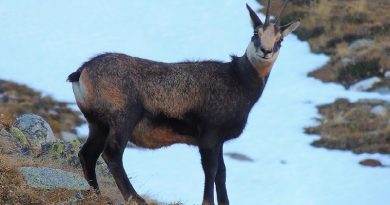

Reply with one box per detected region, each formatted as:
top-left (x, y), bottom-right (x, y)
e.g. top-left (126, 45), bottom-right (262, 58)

top-left (258, 0), bottom-right (390, 155)
top-left (0, 80), bottom-right (84, 136)
top-left (259, 0), bottom-right (390, 89)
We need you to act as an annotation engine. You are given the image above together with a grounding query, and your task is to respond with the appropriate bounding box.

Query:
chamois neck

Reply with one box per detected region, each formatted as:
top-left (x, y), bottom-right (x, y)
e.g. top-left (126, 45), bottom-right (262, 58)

top-left (246, 55), bottom-right (275, 80)
top-left (232, 55), bottom-right (264, 90)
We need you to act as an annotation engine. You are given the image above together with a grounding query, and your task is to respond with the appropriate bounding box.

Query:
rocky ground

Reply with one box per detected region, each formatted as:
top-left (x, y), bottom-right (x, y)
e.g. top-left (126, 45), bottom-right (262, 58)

top-left (258, 0), bottom-right (390, 164)
top-left (0, 113), bottom-right (177, 204)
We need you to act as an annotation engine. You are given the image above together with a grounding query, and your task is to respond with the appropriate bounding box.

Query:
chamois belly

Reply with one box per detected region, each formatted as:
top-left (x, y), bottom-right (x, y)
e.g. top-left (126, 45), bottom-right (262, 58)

top-left (131, 116), bottom-right (198, 149)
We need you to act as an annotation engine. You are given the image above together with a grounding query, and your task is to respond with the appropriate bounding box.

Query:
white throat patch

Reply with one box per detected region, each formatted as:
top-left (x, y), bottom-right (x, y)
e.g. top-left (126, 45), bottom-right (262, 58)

top-left (245, 41), bottom-right (278, 69)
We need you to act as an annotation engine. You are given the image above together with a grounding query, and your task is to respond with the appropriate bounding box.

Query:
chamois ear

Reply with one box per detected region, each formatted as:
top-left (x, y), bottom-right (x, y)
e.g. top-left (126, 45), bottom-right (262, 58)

top-left (281, 20), bottom-right (300, 37)
top-left (246, 3), bottom-right (262, 29)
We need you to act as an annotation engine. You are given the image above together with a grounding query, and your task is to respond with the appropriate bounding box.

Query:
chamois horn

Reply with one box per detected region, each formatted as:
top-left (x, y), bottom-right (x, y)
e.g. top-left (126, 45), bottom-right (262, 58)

top-left (264, 0), bottom-right (272, 26)
top-left (275, 0), bottom-right (289, 26)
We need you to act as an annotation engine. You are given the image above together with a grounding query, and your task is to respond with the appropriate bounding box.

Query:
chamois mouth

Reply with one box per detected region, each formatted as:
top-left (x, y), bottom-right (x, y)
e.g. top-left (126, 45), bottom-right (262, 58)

top-left (257, 54), bottom-right (271, 60)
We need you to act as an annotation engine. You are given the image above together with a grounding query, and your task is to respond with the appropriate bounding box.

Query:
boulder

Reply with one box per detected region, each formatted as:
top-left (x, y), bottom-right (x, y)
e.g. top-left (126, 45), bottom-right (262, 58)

top-left (19, 167), bottom-right (89, 190)
top-left (10, 127), bottom-right (30, 154)
top-left (41, 140), bottom-right (81, 167)
top-left (13, 114), bottom-right (56, 148)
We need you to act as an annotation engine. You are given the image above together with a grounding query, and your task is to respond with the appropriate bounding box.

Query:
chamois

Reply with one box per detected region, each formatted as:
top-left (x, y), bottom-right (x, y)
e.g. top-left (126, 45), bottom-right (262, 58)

top-left (68, 1), bottom-right (299, 204)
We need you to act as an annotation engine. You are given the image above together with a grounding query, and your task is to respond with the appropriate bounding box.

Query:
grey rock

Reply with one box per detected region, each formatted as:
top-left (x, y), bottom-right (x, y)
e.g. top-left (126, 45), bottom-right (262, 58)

top-left (370, 105), bottom-right (387, 116)
top-left (19, 167), bottom-right (89, 190)
top-left (41, 140), bottom-right (81, 167)
top-left (349, 39), bottom-right (375, 50)
top-left (13, 114), bottom-right (56, 147)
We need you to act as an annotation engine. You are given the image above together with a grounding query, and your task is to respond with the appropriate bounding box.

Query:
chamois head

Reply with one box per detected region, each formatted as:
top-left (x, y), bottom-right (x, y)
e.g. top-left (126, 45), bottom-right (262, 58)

top-left (246, 0), bottom-right (300, 67)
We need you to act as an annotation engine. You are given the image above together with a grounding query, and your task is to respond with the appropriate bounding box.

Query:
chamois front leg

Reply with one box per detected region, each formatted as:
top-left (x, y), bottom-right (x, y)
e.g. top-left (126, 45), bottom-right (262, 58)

top-left (101, 111), bottom-right (147, 205)
top-left (215, 145), bottom-right (229, 205)
top-left (199, 129), bottom-right (222, 205)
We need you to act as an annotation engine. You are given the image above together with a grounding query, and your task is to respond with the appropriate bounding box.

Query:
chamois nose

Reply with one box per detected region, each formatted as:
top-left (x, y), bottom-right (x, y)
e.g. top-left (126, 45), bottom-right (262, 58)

top-left (260, 47), bottom-right (273, 55)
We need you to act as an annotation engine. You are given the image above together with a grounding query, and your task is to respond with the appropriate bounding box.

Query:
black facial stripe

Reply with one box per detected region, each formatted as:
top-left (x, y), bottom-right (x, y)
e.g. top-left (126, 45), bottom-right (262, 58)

top-left (251, 35), bottom-right (261, 52)
top-left (273, 38), bottom-right (283, 53)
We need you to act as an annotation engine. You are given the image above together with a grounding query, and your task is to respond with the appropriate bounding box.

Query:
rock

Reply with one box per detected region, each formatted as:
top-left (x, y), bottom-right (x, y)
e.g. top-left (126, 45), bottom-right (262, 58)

top-left (370, 105), bottom-right (387, 116)
top-left (13, 114), bottom-right (56, 148)
top-left (60, 131), bottom-right (78, 142)
top-left (359, 159), bottom-right (383, 167)
top-left (348, 39), bottom-right (375, 50)
top-left (19, 167), bottom-right (89, 190)
top-left (349, 77), bottom-right (382, 91)
top-left (41, 140), bottom-right (81, 167)
top-left (224, 152), bottom-right (254, 162)
top-left (10, 127), bottom-right (31, 154)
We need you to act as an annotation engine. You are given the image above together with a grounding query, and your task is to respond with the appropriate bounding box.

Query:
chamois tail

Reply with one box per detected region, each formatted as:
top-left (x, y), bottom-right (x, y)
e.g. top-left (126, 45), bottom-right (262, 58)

top-left (67, 71), bottom-right (81, 82)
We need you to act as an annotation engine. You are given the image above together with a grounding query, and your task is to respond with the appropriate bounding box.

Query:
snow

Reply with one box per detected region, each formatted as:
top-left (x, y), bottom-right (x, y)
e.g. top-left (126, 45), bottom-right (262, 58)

top-left (1, 0), bottom-right (390, 205)
top-left (349, 77), bottom-right (382, 92)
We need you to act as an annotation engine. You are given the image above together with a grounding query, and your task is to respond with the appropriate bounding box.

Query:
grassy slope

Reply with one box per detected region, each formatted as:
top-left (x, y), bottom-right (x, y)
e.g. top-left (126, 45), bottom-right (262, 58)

top-left (258, 0), bottom-right (390, 88)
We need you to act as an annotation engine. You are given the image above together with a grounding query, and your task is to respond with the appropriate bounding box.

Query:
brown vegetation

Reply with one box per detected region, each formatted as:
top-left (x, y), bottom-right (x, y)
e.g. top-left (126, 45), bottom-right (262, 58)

top-left (0, 129), bottom-right (167, 205)
top-left (258, 0), bottom-right (390, 88)
top-left (0, 133), bottom-right (113, 204)
top-left (305, 99), bottom-right (390, 154)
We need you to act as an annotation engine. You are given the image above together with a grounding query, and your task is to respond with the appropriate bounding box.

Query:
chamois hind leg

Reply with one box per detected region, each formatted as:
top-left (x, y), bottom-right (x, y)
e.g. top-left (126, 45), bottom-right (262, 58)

top-left (199, 129), bottom-right (222, 205)
top-left (101, 109), bottom-right (147, 204)
top-left (79, 121), bottom-right (109, 192)
top-left (215, 145), bottom-right (229, 205)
